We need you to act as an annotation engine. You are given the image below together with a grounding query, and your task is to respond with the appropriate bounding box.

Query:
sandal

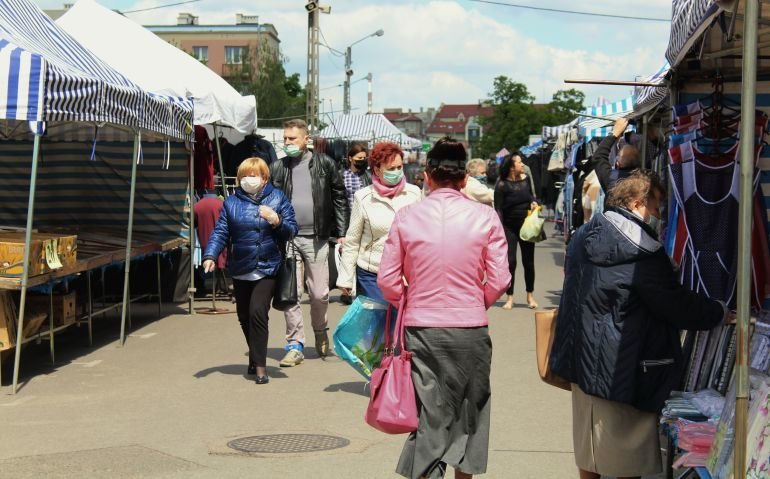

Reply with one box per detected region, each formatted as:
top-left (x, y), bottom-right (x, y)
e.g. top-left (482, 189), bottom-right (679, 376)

top-left (527, 301), bottom-right (538, 310)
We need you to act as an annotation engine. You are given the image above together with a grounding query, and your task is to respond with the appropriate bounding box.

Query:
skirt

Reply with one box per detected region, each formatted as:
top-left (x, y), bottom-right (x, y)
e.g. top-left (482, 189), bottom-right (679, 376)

top-left (396, 327), bottom-right (492, 479)
top-left (572, 384), bottom-right (662, 477)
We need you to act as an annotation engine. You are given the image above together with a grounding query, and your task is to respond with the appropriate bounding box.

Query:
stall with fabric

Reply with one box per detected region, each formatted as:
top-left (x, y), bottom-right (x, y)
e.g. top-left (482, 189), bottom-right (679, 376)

top-left (56, 0), bottom-right (260, 312)
top-left (626, 1), bottom-right (770, 477)
top-left (0, 0), bottom-right (194, 394)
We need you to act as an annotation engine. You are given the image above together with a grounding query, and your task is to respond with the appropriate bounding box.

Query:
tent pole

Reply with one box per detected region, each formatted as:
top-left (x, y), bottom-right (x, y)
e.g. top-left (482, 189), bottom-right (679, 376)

top-left (735, 1), bottom-right (759, 477)
top-left (213, 124), bottom-right (228, 198)
top-left (189, 141), bottom-right (196, 315)
top-left (640, 114), bottom-right (649, 170)
top-left (11, 133), bottom-right (42, 394)
top-left (119, 131), bottom-right (141, 347)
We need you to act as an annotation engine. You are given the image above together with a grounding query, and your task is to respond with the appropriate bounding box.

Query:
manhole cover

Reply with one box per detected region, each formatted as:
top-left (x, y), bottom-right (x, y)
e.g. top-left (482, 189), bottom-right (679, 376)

top-left (226, 434), bottom-right (350, 454)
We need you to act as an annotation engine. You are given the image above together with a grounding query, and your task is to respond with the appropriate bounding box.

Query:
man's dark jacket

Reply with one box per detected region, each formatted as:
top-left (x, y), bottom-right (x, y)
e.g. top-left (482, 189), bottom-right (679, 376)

top-left (202, 183), bottom-right (298, 278)
top-left (549, 207), bottom-right (724, 412)
top-left (269, 151), bottom-right (350, 238)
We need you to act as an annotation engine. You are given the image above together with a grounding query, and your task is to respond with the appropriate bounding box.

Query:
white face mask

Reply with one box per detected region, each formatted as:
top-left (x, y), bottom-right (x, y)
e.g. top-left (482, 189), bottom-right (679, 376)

top-left (240, 176), bottom-right (264, 194)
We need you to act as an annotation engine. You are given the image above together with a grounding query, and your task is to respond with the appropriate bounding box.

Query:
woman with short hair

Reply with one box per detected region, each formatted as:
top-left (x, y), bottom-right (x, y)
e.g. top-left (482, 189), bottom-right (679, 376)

top-left (378, 138), bottom-right (510, 479)
top-left (337, 141), bottom-right (421, 303)
top-left (203, 157), bottom-right (298, 385)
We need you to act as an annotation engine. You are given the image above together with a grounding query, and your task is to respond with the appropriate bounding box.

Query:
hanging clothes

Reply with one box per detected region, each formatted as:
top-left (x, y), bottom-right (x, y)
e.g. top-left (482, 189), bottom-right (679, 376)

top-left (193, 125), bottom-right (215, 191)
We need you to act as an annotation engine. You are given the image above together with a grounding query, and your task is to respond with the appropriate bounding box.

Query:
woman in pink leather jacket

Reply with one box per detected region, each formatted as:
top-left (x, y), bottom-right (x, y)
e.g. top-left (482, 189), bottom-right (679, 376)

top-left (378, 138), bottom-right (511, 479)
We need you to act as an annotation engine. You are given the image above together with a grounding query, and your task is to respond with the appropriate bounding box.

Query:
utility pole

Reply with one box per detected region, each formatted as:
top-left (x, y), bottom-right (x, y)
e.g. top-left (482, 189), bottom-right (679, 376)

top-left (305, 8), bottom-right (320, 131)
top-left (343, 47), bottom-right (352, 114)
top-left (367, 72), bottom-right (373, 113)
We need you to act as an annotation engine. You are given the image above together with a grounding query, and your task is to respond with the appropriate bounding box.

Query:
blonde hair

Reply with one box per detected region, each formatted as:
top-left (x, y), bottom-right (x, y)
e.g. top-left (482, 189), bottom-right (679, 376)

top-left (607, 169), bottom-right (664, 209)
top-left (466, 158), bottom-right (486, 176)
top-left (236, 157), bottom-right (271, 186)
top-left (283, 118), bottom-right (308, 135)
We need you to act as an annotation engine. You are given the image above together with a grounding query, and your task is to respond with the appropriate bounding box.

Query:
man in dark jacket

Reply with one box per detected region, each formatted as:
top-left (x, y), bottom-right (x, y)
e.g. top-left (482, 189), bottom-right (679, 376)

top-left (270, 119), bottom-right (350, 366)
top-left (549, 169), bottom-right (727, 478)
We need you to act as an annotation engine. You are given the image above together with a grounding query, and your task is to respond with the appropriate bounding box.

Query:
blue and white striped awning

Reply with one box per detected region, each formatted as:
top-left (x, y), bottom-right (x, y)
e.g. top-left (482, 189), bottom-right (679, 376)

top-left (577, 96), bottom-right (635, 140)
top-left (634, 62), bottom-right (671, 117)
top-left (666, 0), bottom-right (723, 67)
top-left (319, 113), bottom-right (422, 149)
top-left (542, 118), bottom-right (577, 139)
top-left (0, 0), bottom-right (193, 139)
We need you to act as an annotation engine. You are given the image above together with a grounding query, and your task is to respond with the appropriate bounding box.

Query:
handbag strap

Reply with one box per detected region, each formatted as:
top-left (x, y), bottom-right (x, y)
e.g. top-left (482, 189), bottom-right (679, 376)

top-left (383, 296), bottom-right (408, 353)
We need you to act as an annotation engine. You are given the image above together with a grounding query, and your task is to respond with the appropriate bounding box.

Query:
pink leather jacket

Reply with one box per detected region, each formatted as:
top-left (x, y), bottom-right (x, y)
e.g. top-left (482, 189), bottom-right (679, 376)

top-left (377, 188), bottom-right (511, 328)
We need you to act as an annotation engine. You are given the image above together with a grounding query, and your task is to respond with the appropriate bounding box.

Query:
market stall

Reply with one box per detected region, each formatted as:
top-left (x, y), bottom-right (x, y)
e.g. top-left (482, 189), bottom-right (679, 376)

top-left (0, 0), bottom-right (194, 393)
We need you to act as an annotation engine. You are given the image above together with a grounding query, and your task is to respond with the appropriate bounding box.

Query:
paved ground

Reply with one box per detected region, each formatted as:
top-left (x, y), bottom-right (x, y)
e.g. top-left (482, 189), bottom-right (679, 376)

top-left (0, 225), bottom-right (661, 478)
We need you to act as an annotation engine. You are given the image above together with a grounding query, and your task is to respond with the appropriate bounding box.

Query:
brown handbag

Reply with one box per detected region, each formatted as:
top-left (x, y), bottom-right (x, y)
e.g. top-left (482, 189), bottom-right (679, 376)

top-left (534, 308), bottom-right (571, 391)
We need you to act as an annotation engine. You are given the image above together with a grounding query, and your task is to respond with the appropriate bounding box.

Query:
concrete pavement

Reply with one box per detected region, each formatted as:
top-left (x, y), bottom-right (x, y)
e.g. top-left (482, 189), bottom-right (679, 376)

top-left (0, 225), bottom-right (645, 478)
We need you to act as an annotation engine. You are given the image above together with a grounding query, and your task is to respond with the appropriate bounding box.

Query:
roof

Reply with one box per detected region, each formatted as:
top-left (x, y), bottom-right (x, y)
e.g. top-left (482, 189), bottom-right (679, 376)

top-left (145, 24), bottom-right (272, 34)
top-left (425, 104), bottom-right (495, 134)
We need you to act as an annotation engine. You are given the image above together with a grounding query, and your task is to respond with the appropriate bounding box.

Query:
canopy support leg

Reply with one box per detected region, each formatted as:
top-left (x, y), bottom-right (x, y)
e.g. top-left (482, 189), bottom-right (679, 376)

top-left (119, 131), bottom-right (141, 347)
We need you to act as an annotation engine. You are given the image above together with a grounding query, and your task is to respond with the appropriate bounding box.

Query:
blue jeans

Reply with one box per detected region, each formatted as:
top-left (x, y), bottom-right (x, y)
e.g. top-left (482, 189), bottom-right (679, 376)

top-left (356, 267), bottom-right (385, 304)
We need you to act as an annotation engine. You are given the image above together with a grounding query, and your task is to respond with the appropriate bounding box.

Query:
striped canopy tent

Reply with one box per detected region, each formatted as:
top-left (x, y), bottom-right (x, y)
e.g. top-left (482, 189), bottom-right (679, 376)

top-left (542, 118), bottom-right (577, 140)
top-left (666, 0), bottom-right (723, 68)
top-left (634, 62), bottom-right (672, 116)
top-left (0, 0), bottom-right (194, 393)
top-left (577, 96), bottom-right (635, 140)
top-left (319, 113), bottom-right (423, 149)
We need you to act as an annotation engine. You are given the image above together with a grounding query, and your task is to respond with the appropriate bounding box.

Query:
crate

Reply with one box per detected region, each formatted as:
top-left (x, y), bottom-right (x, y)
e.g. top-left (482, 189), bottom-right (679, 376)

top-left (0, 292), bottom-right (48, 350)
top-left (28, 291), bottom-right (77, 327)
top-left (0, 232), bottom-right (77, 277)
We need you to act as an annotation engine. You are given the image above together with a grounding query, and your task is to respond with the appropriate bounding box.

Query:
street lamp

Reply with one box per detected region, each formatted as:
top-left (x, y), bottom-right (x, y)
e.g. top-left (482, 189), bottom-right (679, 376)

top-left (344, 29), bottom-right (384, 114)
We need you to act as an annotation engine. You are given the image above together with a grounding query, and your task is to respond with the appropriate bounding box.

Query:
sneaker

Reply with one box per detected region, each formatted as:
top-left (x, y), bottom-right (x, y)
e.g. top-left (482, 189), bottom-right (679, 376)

top-left (314, 331), bottom-right (330, 358)
top-left (279, 349), bottom-right (304, 367)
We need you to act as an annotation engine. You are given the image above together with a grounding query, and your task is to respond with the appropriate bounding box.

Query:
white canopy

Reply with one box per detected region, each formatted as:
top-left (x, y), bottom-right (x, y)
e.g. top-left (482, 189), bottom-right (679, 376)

top-left (57, 0), bottom-right (257, 133)
top-left (320, 114), bottom-right (423, 149)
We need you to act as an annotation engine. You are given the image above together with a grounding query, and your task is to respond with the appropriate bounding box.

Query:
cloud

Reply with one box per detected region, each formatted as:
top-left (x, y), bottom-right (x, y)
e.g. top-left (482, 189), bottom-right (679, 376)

top-left (36, 0), bottom-right (672, 114)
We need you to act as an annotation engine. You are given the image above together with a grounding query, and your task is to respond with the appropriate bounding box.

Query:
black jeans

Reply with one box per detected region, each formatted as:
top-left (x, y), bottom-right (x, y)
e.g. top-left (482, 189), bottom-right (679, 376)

top-left (233, 278), bottom-right (277, 368)
top-left (503, 218), bottom-right (535, 295)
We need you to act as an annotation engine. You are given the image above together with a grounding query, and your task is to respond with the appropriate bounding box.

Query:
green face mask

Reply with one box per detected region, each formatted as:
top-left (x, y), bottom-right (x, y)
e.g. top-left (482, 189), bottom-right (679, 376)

top-left (284, 144), bottom-right (302, 157)
top-left (382, 169), bottom-right (404, 186)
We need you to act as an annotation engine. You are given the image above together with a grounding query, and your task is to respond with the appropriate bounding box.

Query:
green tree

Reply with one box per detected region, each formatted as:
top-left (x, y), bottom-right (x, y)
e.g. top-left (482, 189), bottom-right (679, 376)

top-left (542, 89), bottom-right (585, 127)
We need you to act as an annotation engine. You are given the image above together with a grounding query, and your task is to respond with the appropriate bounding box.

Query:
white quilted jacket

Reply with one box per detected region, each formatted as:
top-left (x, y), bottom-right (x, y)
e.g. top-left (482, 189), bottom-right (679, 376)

top-left (336, 183), bottom-right (422, 289)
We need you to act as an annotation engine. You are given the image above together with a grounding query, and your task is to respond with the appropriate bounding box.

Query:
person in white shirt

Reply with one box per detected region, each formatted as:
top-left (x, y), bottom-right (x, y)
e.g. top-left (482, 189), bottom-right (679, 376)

top-left (337, 141), bottom-right (422, 303)
top-left (462, 158), bottom-right (494, 206)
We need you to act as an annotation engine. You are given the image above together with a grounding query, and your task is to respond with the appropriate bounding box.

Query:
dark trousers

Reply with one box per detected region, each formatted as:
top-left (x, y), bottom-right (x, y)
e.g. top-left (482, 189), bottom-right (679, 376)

top-left (233, 278), bottom-right (276, 368)
top-left (503, 218), bottom-right (535, 295)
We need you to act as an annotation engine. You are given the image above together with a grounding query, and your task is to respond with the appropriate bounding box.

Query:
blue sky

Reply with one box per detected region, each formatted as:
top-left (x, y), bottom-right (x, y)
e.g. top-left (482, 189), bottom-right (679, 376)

top-left (35, 0), bottom-right (673, 116)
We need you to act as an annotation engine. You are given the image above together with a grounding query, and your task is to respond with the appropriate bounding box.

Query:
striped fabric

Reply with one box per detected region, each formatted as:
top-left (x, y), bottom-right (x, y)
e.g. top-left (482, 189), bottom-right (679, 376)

top-left (578, 96), bottom-right (635, 140)
top-left (542, 119), bottom-right (577, 139)
top-left (319, 114), bottom-right (423, 148)
top-left (634, 62), bottom-right (671, 116)
top-left (0, 0), bottom-right (192, 139)
top-left (0, 139), bottom-right (189, 238)
top-left (665, 0), bottom-right (722, 67)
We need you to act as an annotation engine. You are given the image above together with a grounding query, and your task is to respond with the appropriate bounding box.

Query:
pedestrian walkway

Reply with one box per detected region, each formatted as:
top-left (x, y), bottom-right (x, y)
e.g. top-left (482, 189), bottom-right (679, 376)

top-left (0, 227), bottom-right (653, 478)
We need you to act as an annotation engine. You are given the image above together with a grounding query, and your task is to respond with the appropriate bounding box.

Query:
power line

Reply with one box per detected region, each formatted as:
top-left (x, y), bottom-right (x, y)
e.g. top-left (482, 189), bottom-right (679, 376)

top-left (468, 0), bottom-right (669, 22)
top-left (121, 0), bottom-right (201, 14)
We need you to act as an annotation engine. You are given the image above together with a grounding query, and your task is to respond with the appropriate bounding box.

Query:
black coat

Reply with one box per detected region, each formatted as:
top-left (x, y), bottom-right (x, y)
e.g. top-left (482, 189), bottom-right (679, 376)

top-left (269, 151), bottom-right (350, 239)
top-left (549, 207), bottom-right (724, 412)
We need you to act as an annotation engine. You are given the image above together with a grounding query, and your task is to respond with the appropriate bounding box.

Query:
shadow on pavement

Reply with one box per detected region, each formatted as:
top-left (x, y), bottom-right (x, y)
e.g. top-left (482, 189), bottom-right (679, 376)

top-left (193, 364), bottom-right (288, 379)
top-left (323, 381), bottom-right (369, 397)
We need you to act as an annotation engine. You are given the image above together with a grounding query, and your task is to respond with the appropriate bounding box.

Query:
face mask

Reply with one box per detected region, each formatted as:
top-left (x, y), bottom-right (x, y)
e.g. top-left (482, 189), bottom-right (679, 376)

top-left (381, 169), bottom-right (404, 186)
top-left (240, 176), bottom-right (264, 195)
top-left (645, 214), bottom-right (661, 232)
top-left (283, 144), bottom-right (302, 158)
top-left (474, 175), bottom-right (487, 183)
top-left (353, 160), bottom-right (368, 170)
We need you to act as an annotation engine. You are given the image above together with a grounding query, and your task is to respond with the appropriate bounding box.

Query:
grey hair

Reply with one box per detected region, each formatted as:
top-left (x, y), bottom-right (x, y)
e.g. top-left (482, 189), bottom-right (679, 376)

top-left (466, 158), bottom-right (487, 175)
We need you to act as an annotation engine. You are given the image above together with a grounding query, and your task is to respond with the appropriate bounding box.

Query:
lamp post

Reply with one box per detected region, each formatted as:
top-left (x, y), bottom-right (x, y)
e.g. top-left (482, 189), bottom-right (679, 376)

top-left (305, 1), bottom-right (331, 131)
top-left (343, 29), bottom-right (383, 114)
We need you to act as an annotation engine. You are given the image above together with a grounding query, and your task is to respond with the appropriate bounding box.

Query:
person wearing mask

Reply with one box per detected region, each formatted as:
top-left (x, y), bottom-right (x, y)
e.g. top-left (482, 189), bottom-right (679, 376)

top-left (269, 119), bottom-right (350, 367)
top-left (337, 141), bottom-right (422, 303)
top-left (462, 158), bottom-right (493, 206)
top-left (202, 158), bottom-right (298, 385)
top-left (494, 154), bottom-right (539, 310)
top-left (343, 143), bottom-right (372, 208)
top-left (591, 117), bottom-right (641, 196)
top-left (549, 170), bottom-right (730, 479)
top-left (378, 138), bottom-right (510, 479)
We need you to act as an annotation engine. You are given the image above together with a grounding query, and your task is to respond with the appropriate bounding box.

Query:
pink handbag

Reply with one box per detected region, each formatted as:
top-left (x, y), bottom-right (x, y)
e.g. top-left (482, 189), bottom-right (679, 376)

top-left (364, 302), bottom-right (418, 434)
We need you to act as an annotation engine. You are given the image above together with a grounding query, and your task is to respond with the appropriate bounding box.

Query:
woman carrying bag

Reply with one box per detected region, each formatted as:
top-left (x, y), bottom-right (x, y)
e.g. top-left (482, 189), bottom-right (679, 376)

top-left (377, 138), bottom-right (511, 479)
top-left (203, 157), bottom-right (298, 385)
top-left (337, 141), bottom-right (422, 303)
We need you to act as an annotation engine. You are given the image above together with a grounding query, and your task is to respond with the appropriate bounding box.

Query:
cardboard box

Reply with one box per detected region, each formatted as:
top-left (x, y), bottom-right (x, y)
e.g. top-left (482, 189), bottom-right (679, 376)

top-left (0, 292), bottom-right (48, 350)
top-left (0, 232), bottom-right (77, 277)
top-left (28, 291), bottom-right (77, 327)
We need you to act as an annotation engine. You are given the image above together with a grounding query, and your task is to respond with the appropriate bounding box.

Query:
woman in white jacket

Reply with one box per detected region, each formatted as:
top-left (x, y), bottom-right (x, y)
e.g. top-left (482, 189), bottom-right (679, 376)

top-left (337, 141), bottom-right (422, 303)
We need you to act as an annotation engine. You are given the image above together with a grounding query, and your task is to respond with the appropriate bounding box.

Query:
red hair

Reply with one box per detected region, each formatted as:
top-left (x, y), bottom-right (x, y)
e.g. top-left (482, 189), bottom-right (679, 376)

top-left (369, 142), bottom-right (403, 170)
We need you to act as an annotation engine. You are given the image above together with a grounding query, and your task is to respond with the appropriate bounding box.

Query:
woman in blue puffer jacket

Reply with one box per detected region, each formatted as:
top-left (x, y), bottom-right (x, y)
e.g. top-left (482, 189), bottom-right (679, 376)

top-left (203, 157), bottom-right (298, 385)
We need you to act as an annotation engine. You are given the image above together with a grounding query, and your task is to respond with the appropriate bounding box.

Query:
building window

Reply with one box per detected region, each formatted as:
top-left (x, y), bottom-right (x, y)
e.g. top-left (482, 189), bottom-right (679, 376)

top-left (225, 46), bottom-right (246, 64)
top-left (192, 46), bottom-right (208, 62)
